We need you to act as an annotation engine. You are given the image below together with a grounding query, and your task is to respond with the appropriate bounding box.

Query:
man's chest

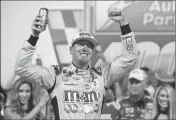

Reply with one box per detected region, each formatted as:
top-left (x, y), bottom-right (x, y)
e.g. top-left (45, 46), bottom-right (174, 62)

top-left (50, 73), bottom-right (105, 115)
top-left (54, 72), bottom-right (105, 103)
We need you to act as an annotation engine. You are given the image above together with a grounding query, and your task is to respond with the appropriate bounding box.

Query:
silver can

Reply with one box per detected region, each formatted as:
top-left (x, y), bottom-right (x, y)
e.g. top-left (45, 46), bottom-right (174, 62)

top-left (39, 8), bottom-right (48, 22)
top-left (38, 8), bottom-right (48, 29)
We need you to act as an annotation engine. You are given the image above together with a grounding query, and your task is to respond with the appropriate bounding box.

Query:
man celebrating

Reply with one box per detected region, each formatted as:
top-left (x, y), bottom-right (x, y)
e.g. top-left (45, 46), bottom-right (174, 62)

top-left (116, 69), bottom-right (153, 120)
top-left (14, 6), bottom-right (138, 119)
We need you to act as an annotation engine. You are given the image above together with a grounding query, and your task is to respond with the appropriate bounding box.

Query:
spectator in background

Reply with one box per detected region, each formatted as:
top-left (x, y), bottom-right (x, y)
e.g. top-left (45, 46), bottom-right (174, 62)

top-left (150, 84), bottom-right (176, 120)
top-left (0, 85), bottom-right (7, 120)
top-left (4, 79), bottom-right (49, 120)
top-left (116, 68), bottom-right (153, 120)
top-left (1, 71), bottom-right (18, 120)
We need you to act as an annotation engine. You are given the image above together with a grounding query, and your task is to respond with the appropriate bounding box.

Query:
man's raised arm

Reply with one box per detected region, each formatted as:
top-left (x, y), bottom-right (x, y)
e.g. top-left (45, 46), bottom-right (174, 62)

top-left (15, 14), bottom-right (56, 90)
top-left (103, 5), bottom-right (138, 88)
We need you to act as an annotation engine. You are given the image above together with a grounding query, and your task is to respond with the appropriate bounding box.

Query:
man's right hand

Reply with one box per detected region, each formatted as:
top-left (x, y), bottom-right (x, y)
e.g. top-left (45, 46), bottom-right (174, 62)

top-left (31, 15), bottom-right (47, 37)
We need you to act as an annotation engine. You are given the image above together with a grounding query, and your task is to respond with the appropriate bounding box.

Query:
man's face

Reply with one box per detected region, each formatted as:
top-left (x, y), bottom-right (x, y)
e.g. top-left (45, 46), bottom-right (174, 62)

top-left (70, 40), bottom-right (94, 65)
top-left (128, 78), bottom-right (146, 95)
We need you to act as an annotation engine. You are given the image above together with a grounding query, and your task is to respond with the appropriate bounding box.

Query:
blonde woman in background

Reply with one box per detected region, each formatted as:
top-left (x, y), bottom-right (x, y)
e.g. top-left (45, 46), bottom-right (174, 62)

top-left (150, 84), bottom-right (176, 120)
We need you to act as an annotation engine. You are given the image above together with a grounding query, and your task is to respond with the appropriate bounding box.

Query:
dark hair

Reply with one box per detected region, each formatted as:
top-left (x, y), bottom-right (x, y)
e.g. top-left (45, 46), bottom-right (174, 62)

top-left (11, 80), bottom-right (34, 116)
top-left (0, 85), bottom-right (7, 103)
top-left (0, 85), bottom-right (7, 112)
top-left (17, 81), bottom-right (34, 113)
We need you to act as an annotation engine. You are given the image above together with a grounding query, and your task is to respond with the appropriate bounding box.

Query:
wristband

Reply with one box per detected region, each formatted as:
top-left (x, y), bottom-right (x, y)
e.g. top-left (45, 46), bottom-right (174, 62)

top-left (120, 24), bottom-right (132, 35)
top-left (27, 35), bottom-right (39, 46)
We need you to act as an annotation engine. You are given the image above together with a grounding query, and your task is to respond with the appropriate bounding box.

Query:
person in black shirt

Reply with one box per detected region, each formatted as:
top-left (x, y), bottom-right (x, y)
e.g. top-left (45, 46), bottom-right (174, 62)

top-left (117, 68), bottom-right (153, 120)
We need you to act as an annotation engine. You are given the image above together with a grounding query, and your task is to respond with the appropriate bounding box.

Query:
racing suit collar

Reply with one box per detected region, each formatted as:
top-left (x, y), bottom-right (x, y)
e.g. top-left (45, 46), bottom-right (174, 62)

top-left (129, 94), bottom-right (146, 109)
top-left (70, 62), bottom-right (90, 75)
top-left (129, 93), bottom-right (145, 102)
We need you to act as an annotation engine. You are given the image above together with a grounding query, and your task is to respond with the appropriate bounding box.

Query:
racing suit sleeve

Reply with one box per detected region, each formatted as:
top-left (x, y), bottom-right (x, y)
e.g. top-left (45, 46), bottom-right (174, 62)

top-left (14, 35), bottom-right (56, 90)
top-left (103, 24), bottom-right (138, 88)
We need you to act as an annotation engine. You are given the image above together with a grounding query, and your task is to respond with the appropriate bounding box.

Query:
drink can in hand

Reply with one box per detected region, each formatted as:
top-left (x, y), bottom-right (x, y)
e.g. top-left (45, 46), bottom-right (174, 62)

top-left (38, 8), bottom-right (48, 29)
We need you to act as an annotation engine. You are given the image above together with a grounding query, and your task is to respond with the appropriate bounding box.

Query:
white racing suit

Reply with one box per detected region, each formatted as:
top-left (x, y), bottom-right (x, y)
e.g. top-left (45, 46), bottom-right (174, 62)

top-left (15, 32), bottom-right (138, 119)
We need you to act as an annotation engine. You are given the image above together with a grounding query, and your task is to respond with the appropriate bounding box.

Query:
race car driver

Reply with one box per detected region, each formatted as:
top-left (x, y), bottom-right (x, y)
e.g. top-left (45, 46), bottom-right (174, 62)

top-left (14, 6), bottom-right (138, 119)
